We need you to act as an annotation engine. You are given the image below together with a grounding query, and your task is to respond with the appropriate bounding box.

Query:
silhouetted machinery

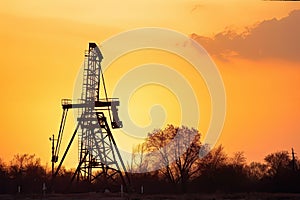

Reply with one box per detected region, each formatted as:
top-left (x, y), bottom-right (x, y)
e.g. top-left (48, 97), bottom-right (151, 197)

top-left (51, 43), bottom-right (130, 190)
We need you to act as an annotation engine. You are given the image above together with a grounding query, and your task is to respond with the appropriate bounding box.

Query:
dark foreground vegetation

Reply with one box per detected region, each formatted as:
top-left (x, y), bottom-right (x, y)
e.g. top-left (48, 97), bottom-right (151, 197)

top-left (3, 192), bottom-right (300, 200)
top-left (1, 125), bottom-right (300, 195)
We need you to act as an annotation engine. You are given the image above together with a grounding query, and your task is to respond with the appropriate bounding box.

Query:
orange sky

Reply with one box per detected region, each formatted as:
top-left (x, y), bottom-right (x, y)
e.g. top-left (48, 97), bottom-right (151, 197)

top-left (0, 1), bottom-right (300, 168)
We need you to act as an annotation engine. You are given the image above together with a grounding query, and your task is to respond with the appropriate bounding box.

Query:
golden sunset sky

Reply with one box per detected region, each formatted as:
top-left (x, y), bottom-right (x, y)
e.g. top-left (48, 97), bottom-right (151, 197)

top-left (0, 0), bottom-right (300, 169)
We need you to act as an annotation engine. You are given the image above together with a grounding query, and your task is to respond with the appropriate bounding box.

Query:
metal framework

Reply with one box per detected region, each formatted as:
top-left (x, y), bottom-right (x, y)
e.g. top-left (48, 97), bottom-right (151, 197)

top-left (52, 43), bottom-right (129, 190)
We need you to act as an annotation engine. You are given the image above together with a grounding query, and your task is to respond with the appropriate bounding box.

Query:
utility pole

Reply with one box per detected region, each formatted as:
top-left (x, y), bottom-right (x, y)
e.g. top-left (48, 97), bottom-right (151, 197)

top-left (292, 148), bottom-right (296, 171)
top-left (49, 134), bottom-right (58, 193)
top-left (49, 134), bottom-right (57, 177)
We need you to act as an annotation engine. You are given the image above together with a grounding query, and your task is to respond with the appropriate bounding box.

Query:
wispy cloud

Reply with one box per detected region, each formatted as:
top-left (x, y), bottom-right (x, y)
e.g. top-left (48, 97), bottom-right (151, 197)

top-left (190, 4), bottom-right (204, 13)
top-left (191, 10), bottom-right (300, 61)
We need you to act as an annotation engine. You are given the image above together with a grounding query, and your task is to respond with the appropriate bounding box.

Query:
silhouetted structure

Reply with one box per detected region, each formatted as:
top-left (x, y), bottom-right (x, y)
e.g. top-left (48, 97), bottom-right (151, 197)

top-left (1, 147), bottom-right (300, 194)
top-left (292, 148), bottom-right (296, 171)
top-left (51, 43), bottom-right (130, 191)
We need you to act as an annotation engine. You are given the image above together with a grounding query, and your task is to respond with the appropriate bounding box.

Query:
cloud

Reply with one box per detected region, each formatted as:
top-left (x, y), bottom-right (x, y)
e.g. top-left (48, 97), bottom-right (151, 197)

top-left (191, 10), bottom-right (300, 61)
top-left (190, 4), bottom-right (204, 13)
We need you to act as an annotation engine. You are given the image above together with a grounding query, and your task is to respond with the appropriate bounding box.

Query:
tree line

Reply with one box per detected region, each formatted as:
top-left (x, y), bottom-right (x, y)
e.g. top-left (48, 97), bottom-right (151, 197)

top-left (0, 125), bottom-right (300, 194)
top-left (128, 125), bottom-right (300, 193)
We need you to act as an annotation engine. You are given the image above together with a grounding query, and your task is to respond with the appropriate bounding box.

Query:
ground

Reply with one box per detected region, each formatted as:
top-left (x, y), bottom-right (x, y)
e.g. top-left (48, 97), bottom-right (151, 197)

top-left (2, 193), bottom-right (300, 200)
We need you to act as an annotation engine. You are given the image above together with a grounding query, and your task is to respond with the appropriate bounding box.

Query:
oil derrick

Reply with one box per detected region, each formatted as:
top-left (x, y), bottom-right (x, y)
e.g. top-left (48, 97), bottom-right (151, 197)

top-left (51, 43), bottom-right (130, 191)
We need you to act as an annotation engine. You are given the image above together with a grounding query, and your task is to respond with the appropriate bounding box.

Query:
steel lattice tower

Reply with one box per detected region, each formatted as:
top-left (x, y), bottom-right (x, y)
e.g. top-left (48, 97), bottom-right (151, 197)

top-left (52, 43), bottom-right (129, 190)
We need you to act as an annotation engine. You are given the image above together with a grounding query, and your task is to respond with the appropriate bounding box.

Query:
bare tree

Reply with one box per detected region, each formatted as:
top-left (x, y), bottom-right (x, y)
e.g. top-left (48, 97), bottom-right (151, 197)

top-left (230, 151), bottom-right (246, 166)
top-left (199, 145), bottom-right (228, 171)
top-left (246, 162), bottom-right (268, 180)
top-left (137, 125), bottom-right (201, 192)
top-left (264, 151), bottom-right (290, 177)
top-left (9, 154), bottom-right (45, 193)
top-left (130, 143), bottom-right (148, 173)
top-left (0, 158), bottom-right (8, 193)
